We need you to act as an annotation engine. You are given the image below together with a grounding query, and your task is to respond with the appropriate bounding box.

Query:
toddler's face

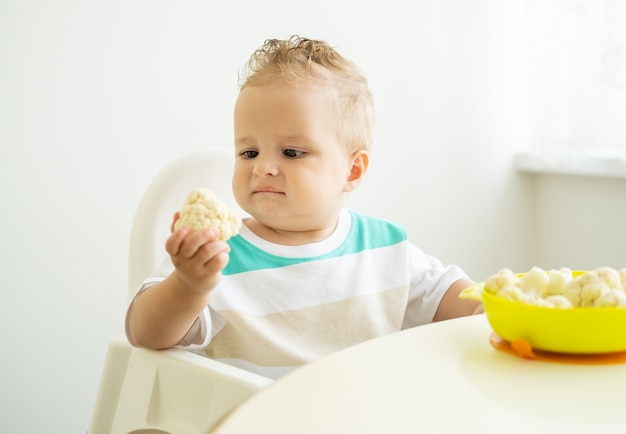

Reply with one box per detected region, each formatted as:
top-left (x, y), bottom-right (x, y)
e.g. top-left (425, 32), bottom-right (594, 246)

top-left (232, 83), bottom-right (354, 235)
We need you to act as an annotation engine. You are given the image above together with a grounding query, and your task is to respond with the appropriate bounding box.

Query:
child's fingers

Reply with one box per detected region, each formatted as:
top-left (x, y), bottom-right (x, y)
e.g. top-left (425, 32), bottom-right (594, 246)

top-left (194, 240), bottom-right (231, 268)
top-left (175, 228), bottom-right (220, 259)
top-left (165, 225), bottom-right (191, 256)
top-left (170, 211), bottom-right (181, 233)
top-left (204, 250), bottom-right (230, 275)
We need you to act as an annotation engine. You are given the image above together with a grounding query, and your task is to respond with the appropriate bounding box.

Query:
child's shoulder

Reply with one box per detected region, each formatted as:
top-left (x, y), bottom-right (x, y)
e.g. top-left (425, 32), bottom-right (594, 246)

top-left (347, 209), bottom-right (407, 247)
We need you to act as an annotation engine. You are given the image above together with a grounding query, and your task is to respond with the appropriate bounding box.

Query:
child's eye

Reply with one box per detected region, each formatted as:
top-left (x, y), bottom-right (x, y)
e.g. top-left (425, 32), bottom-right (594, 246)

top-left (241, 150), bottom-right (258, 159)
top-left (283, 149), bottom-right (303, 158)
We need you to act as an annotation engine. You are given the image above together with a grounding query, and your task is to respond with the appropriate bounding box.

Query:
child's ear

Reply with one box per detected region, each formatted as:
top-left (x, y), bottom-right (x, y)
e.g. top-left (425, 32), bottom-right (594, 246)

top-left (345, 150), bottom-right (369, 191)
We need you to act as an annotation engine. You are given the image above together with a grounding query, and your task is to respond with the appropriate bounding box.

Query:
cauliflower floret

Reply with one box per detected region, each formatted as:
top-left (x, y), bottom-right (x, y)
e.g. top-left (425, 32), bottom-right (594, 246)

top-left (497, 285), bottom-right (537, 304)
top-left (595, 266), bottom-right (623, 291)
top-left (482, 266), bottom-right (626, 309)
top-left (544, 295), bottom-right (573, 309)
top-left (484, 269), bottom-right (519, 295)
top-left (484, 268), bottom-right (540, 304)
top-left (520, 266), bottom-right (549, 297)
top-left (174, 188), bottom-right (242, 240)
top-left (562, 279), bottom-right (581, 307)
top-left (619, 269), bottom-right (626, 291)
top-left (594, 290), bottom-right (626, 307)
top-left (590, 266), bottom-right (626, 307)
top-left (542, 267), bottom-right (572, 298)
top-left (578, 267), bottom-right (626, 307)
top-left (563, 271), bottom-right (610, 307)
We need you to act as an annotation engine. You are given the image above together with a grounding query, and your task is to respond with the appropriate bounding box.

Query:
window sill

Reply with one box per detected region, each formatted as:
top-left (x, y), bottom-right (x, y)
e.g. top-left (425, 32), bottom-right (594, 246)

top-left (515, 151), bottom-right (626, 179)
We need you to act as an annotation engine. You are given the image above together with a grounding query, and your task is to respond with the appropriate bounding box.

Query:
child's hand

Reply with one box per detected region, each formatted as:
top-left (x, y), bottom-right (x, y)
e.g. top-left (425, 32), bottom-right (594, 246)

top-left (166, 213), bottom-right (230, 294)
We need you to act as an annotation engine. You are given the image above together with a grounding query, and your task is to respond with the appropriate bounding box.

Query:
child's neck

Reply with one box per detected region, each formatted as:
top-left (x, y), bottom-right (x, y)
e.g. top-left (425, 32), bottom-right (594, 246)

top-left (243, 217), bottom-right (339, 246)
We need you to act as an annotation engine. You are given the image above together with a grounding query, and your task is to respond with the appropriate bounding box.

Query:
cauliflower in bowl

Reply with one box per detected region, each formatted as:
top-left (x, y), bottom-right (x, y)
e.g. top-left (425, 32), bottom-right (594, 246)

top-left (460, 265), bottom-right (626, 354)
top-left (483, 266), bottom-right (626, 308)
top-left (174, 188), bottom-right (242, 241)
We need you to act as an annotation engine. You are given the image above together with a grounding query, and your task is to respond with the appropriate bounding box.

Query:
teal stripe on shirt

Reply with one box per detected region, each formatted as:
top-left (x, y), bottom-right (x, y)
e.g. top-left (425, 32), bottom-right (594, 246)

top-left (223, 210), bottom-right (407, 275)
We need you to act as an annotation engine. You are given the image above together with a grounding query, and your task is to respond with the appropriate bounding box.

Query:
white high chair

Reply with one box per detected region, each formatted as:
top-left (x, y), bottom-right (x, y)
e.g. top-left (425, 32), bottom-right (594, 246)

top-left (88, 148), bottom-right (273, 434)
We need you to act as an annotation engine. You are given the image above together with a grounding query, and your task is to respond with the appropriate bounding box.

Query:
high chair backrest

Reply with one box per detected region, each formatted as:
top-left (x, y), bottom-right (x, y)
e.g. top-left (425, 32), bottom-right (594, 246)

top-left (128, 147), bottom-right (245, 299)
top-left (88, 148), bottom-right (271, 434)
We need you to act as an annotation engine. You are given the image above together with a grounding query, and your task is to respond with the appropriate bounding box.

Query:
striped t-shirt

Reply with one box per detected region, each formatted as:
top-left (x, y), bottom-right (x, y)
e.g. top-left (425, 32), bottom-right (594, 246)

top-left (129, 209), bottom-right (466, 379)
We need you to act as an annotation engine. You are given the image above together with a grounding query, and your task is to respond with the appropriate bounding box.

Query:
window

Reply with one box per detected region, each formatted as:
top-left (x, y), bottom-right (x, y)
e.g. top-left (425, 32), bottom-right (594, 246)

top-left (525, 0), bottom-right (626, 159)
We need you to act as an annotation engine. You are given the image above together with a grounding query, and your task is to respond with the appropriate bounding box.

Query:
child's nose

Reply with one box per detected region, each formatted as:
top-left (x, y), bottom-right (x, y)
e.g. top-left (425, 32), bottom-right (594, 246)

top-left (252, 154), bottom-right (279, 177)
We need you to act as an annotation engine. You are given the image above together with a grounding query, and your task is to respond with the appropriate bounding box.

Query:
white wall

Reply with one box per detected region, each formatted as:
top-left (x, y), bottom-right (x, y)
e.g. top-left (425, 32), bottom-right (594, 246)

top-left (528, 173), bottom-right (626, 270)
top-left (1, 1), bottom-right (532, 432)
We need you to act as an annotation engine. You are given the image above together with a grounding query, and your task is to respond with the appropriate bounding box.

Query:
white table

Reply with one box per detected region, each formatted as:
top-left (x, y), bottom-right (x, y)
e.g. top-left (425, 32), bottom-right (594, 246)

top-left (213, 315), bottom-right (626, 434)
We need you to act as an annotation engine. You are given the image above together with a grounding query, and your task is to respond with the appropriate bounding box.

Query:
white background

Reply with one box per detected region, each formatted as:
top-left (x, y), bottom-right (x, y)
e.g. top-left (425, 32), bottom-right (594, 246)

top-left (1, 1), bottom-right (625, 432)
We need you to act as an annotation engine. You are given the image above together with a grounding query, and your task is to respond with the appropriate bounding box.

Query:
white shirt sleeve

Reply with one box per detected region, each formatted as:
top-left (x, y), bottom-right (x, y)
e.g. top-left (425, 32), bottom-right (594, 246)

top-left (402, 243), bottom-right (468, 328)
top-left (124, 257), bottom-right (213, 348)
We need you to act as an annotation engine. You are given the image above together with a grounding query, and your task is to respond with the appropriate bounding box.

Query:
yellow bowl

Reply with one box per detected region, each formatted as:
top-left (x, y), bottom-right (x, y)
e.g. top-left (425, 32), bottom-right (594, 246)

top-left (463, 271), bottom-right (626, 354)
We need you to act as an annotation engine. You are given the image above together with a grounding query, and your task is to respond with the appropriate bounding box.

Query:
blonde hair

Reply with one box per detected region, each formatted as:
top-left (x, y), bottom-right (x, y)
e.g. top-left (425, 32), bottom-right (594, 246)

top-left (239, 35), bottom-right (374, 152)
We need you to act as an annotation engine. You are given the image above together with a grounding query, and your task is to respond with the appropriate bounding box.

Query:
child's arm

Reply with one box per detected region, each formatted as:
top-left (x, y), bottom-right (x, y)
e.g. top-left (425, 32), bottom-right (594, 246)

top-left (127, 221), bottom-right (230, 349)
top-left (432, 277), bottom-right (483, 321)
